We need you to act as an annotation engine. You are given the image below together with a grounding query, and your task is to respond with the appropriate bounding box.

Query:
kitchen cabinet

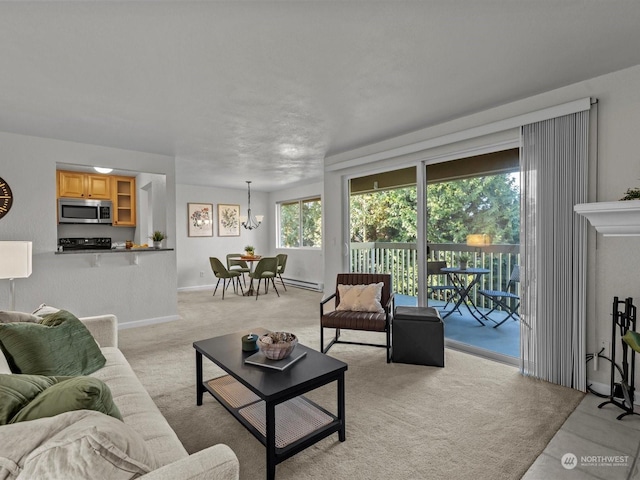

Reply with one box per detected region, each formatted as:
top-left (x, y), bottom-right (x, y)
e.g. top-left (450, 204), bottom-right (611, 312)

top-left (57, 170), bottom-right (111, 200)
top-left (112, 176), bottom-right (136, 227)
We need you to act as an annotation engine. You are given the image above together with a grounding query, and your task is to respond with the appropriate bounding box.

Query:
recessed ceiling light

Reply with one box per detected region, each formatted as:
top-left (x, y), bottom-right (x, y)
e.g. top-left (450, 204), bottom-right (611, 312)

top-left (94, 167), bottom-right (113, 174)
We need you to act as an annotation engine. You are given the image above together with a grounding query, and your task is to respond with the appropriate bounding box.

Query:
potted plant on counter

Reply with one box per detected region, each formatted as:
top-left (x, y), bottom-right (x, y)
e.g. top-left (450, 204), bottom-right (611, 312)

top-left (244, 245), bottom-right (255, 257)
top-left (150, 231), bottom-right (167, 249)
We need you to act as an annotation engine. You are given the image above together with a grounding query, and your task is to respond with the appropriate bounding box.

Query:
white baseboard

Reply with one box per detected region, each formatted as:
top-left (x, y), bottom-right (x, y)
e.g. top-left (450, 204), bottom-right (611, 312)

top-left (587, 379), bottom-right (640, 406)
top-left (118, 314), bottom-right (180, 330)
top-left (587, 380), bottom-right (610, 396)
top-left (178, 280), bottom-right (323, 293)
top-left (178, 284), bottom-right (215, 292)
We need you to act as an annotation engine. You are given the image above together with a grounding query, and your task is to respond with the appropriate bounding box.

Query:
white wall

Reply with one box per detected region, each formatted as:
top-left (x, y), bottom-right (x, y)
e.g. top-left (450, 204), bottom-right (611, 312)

top-left (137, 172), bottom-right (168, 244)
top-left (269, 181), bottom-right (324, 288)
top-left (0, 131), bottom-right (178, 325)
top-left (176, 184), bottom-right (270, 289)
top-left (324, 64), bottom-right (640, 388)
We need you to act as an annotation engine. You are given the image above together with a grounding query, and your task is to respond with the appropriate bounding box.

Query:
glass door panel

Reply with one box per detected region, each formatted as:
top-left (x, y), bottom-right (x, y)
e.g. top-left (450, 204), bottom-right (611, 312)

top-left (348, 167), bottom-right (418, 306)
top-left (425, 149), bottom-right (521, 360)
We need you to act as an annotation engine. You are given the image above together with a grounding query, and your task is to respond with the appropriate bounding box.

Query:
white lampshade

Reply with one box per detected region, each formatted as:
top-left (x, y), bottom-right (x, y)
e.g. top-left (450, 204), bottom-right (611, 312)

top-left (255, 215), bottom-right (264, 223)
top-left (0, 241), bottom-right (33, 279)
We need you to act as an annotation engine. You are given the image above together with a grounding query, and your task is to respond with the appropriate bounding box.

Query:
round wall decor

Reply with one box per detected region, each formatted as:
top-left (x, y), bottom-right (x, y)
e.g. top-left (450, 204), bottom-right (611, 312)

top-left (0, 176), bottom-right (14, 219)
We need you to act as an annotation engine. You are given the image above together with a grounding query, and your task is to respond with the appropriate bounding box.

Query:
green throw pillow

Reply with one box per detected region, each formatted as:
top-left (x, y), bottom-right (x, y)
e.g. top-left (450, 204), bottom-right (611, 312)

top-left (0, 310), bottom-right (106, 376)
top-left (0, 374), bottom-right (59, 424)
top-left (10, 376), bottom-right (122, 424)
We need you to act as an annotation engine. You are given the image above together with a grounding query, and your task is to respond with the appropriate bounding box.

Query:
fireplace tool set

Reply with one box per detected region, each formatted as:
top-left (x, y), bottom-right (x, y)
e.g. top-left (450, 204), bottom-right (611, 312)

top-left (598, 296), bottom-right (639, 420)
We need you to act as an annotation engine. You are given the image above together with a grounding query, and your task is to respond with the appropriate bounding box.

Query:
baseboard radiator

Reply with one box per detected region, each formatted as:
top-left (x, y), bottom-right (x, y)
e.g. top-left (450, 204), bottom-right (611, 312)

top-left (281, 277), bottom-right (324, 292)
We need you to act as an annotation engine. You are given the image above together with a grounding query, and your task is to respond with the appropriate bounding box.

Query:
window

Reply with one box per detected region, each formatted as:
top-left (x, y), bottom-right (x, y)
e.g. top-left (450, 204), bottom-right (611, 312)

top-left (278, 197), bottom-right (322, 248)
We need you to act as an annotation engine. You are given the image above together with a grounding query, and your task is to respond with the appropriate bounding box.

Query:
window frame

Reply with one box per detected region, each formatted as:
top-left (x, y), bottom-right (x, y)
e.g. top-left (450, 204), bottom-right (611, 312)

top-left (277, 196), bottom-right (322, 249)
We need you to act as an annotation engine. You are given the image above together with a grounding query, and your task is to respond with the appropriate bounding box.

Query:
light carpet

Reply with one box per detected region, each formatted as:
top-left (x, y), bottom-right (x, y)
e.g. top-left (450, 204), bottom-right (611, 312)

top-left (119, 286), bottom-right (584, 480)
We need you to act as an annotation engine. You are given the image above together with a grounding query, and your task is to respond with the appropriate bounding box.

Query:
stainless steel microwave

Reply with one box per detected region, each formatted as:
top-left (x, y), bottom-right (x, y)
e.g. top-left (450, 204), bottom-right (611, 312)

top-left (58, 198), bottom-right (113, 224)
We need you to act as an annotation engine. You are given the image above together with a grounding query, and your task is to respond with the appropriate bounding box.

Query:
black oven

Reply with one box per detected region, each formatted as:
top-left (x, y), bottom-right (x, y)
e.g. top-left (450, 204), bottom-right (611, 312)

top-left (58, 237), bottom-right (112, 251)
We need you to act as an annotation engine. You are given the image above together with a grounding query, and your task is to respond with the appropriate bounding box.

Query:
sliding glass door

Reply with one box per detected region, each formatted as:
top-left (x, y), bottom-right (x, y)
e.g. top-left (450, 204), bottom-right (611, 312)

top-left (348, 167), bottom-right (418, 305)
top-left (425, 149), bottom-right (521, 361)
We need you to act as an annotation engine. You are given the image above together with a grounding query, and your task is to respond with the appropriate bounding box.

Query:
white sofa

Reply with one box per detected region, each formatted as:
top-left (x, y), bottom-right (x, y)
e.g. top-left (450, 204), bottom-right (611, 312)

top-left (0, 313), bottom-right (239, 480)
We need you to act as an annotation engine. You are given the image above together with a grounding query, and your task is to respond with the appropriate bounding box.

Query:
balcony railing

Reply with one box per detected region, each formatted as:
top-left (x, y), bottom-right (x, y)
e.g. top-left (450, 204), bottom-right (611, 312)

top-left (349, 242), bottom-right (520, 309)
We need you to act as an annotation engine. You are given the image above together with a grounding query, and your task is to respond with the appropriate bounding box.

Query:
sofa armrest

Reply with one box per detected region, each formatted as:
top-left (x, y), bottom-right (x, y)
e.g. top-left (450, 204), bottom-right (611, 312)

top-left (80, 314), bottom-right (118, 348)
top-left (141, 444), bottom-right (239, 480)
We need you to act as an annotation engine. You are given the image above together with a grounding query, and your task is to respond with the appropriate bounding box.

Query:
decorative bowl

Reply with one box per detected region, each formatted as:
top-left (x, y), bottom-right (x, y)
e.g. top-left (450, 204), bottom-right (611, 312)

top-left (258, 332), bottom-right (298, 360)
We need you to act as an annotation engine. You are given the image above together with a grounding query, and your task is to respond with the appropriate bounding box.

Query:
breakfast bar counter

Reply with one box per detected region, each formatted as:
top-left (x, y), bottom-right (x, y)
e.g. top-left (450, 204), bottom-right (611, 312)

top-left (55, 248), bottom-right (174, 254)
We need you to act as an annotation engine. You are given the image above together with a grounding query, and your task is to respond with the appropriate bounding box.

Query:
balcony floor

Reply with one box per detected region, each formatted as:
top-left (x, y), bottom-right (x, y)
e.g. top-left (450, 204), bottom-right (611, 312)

top-left (395, 295), bottom-right (520, 358)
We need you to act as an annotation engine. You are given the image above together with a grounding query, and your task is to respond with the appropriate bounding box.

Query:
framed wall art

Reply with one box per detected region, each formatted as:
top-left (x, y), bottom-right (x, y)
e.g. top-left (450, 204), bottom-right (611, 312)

top-left (218, 204), bottom-right (240, 237)
top-left (188, 203), bottom-right (213, 237)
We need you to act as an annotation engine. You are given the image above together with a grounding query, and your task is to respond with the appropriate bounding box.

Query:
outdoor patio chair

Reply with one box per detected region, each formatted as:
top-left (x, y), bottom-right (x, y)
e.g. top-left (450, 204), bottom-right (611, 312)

top-left (320, 273), bottom-right (394, 363)
top-left (478, 265), bottom-right (520, 328)
top-left (427, 261), bottom-right (460, 315)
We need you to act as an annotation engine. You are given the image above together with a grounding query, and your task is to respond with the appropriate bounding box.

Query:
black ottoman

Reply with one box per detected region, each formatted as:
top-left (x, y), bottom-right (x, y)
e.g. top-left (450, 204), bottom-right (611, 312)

top-left (392, 306), bottom-right (444, 367)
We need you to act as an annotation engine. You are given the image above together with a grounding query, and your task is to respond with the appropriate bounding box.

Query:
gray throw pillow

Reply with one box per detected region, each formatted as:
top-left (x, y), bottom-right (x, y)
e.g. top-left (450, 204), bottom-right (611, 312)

top-left (0, 311), bottom-right (40, 324)
top-left (31, 303), bottom-right (62, 317)
top-left (0, 410), bottom-right (159, 479)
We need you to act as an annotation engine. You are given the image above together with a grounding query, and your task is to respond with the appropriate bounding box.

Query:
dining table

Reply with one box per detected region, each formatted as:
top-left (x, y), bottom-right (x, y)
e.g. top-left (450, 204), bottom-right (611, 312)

top-left (439, 267), bottom-right (490, 325)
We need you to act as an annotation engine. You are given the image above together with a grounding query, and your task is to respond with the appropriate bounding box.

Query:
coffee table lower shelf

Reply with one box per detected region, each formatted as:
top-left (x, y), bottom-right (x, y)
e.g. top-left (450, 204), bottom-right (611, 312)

top-left (205, 375), bottom-right (341, 458)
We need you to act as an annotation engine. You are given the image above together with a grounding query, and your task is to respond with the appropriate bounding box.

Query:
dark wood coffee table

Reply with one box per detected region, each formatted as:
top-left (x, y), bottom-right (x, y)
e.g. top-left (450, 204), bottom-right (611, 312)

top-left (193, 328), bottom-right (348, 480)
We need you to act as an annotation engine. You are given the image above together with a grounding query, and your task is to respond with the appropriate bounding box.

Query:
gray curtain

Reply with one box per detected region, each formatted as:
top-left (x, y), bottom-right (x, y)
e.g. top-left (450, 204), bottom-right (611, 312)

top-left (520, 110), bottom-right (589, 391)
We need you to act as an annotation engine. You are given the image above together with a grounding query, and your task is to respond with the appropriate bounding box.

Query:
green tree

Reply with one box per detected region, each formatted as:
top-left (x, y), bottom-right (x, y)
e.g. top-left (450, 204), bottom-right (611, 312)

top-left (302, 199), bottom-right (322, 247)
top-left (279, 202), bottom-right (300, 247)
top-left (427, 174), bottom-right (519, 244)
top-left (279, 198), bottom-right (322, 248)
top-left (350, 187), bottom-right (417, 242)
top-left (350, 173), bottom-right (519, 245)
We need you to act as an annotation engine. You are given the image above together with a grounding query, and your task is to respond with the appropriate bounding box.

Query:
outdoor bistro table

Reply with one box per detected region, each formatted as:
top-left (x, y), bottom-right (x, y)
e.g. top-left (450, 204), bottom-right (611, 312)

top-left (440, 267), bottom-right (490, 325)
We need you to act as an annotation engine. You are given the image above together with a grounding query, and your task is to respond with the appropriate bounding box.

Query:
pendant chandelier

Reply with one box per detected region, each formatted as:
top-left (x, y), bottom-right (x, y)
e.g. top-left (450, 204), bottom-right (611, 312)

top-left (240, 180), bottom-right (263, 230)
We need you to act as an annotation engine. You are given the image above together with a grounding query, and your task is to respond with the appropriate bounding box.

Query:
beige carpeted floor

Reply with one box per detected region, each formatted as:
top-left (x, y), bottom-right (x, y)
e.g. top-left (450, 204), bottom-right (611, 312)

top-left (119, 286), bottom-right (584, 480)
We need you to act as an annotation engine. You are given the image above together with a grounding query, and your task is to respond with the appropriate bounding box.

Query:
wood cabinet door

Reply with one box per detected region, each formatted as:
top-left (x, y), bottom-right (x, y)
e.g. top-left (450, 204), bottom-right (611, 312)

top-left (58, 171), bottom-right (86, 198)
top-left (86, 174), bottom-right (111, 199)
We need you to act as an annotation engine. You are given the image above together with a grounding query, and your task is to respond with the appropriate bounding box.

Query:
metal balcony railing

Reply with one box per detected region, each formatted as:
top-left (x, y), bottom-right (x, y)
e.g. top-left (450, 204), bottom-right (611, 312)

top-left (349, 242), bottom-right (520, 309)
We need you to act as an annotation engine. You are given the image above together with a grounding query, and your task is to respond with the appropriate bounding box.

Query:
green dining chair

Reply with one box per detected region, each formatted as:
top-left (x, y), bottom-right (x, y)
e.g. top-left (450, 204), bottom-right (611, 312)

top-left (248, 257), bottom-right (280, 300)
top-left (226, 253), bottom-right (250, 287)
top-left (210, 257), bottom-right (243, 299)
top-left (276, 253), bottom-right (288, 291)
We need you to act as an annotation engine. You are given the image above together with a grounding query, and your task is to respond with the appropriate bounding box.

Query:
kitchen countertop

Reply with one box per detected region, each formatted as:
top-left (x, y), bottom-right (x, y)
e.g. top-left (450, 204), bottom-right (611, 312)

top-left (55, 248), bottom-right (174, 254)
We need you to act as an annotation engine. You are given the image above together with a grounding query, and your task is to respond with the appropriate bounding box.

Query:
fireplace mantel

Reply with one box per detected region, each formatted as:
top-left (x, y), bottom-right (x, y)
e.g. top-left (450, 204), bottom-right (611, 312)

top-left (574, 200), bottom-right (640, 236)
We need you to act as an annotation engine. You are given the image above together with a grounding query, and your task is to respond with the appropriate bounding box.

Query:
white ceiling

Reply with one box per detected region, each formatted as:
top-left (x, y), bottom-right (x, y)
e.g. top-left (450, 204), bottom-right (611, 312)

top-left (2, 1), bottom-right (640, 191)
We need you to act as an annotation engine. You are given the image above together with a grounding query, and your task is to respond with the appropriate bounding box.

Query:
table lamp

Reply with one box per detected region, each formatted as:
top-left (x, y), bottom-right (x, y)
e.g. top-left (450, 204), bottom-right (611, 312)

top-left (0, 241), bottom-right (33, 311)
